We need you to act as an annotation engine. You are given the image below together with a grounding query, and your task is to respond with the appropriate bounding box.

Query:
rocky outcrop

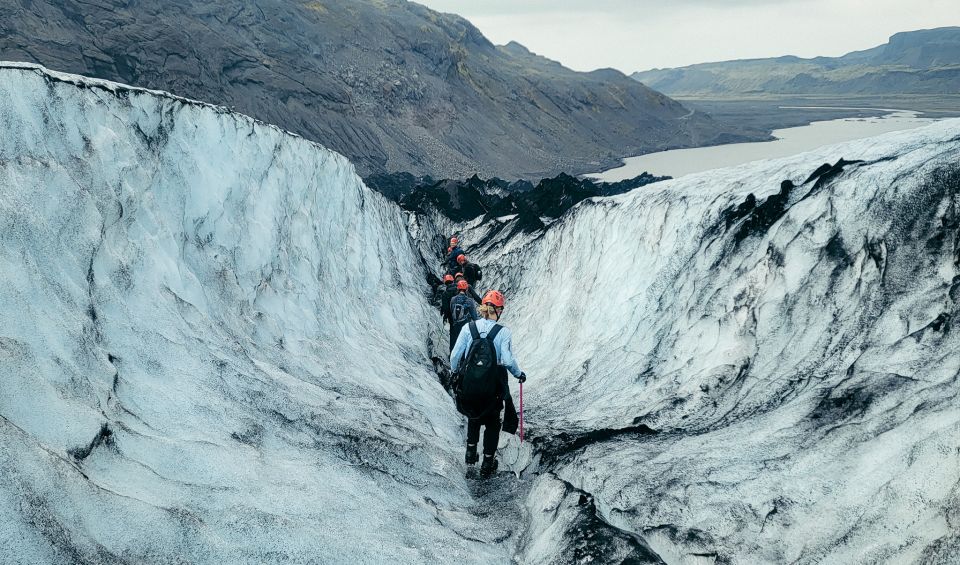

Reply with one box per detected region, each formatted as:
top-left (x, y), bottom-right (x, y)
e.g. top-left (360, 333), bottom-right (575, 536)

top-left (397, 172), bottom-right (668, 224)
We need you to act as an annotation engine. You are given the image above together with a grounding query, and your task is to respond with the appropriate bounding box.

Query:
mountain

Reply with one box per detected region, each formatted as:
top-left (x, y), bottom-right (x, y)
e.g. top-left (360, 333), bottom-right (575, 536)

top-left (3, 63), bottom-right (959, 563)
top-left (632, 27), bottom-right (960, 96)
top-left (0, 0), bottom-right (751, 181)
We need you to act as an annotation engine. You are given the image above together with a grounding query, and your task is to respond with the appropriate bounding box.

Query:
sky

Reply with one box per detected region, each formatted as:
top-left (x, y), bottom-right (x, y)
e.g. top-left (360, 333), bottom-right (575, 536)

top-left (413, 0), bottom-right (960, 73)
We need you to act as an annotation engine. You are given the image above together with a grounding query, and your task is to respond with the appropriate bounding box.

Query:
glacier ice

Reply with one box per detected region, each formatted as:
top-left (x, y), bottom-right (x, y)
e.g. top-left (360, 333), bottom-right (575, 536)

top-left (2, 60), bottom-right (960, 564)
top-left (0, 63), bottom-right (514, 564)
top-left (476, 122), bottom-right (960, 563)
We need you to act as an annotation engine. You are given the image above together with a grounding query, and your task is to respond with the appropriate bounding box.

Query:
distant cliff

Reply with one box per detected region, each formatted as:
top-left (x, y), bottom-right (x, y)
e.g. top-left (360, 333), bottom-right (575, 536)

top-left (633, 27), bottom-right (960, 97)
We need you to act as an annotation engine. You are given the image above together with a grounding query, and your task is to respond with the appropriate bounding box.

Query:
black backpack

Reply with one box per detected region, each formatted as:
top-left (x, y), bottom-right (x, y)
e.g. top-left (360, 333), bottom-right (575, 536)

top-left (440, 285), bottom-right (458, 318)
top-left (464, 262), bottom-right (482, 284)
top-left (455, 322), bottom-right (503, 418)
top-left (450, 295), bottom-right (476, 324)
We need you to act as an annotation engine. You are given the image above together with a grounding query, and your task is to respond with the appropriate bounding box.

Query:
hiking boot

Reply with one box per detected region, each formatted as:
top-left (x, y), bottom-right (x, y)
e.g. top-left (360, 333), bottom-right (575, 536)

top-left (465, 444), bottom-right (479, 465)
top-left (479, 454), bottom-right (498, 478)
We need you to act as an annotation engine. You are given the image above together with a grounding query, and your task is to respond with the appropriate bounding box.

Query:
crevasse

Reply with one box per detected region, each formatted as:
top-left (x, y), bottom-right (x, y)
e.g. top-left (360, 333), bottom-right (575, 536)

top-left (2, 62), bottom-right (959, 565)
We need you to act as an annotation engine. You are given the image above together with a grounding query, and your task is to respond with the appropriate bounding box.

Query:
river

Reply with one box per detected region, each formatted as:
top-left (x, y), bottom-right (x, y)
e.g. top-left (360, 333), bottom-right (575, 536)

top-left (587, 109), bottom-right (938, 182)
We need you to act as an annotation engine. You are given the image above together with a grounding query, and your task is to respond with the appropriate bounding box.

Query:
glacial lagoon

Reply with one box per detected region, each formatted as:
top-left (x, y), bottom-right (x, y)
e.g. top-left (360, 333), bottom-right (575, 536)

top-left (588, 109), bottom-right (938, 181)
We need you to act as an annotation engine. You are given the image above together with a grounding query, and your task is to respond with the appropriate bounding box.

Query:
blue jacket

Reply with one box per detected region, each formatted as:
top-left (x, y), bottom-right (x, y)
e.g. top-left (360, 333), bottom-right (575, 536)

top-left (447, 246), bottom-right (464, 273)
top-left (451, 318), bottom-right (523, 378)
top-left (449, 293), bottom-right (479, 324)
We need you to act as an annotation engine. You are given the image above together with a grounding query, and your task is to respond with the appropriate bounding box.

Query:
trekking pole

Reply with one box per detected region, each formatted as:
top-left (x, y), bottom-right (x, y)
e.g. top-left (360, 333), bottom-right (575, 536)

top-left (519, 381), bottom-right (524, 443)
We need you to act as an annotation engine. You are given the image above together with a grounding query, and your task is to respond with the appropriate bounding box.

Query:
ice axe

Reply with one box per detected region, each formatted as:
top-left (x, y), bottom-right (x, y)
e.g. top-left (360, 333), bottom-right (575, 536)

top-left (519, 381), bottom-right (524, 443)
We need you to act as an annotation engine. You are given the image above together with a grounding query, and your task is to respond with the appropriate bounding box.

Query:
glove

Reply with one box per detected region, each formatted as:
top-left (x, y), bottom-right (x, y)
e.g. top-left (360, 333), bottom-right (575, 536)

top-left (517, 372), bottom-right (527, 384)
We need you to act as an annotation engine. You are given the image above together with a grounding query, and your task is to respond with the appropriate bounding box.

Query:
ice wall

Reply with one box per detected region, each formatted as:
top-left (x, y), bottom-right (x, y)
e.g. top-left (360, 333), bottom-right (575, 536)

top-left (0, 63), bottom-right (508, 564)
top-left (497, 122), bottom-right (960, 563)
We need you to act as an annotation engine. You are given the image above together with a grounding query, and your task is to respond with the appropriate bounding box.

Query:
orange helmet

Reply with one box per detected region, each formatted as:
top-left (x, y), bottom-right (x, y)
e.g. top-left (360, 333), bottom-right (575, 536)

top-left (450, 237), bottom-right (459, 245)
top-left (443, 274), bottom-right (454, 283)
top-left (457, 254), bottom-right (467, 265)
top-left (482, 290), bottom-right (505, 308)
top-left (455, 272), bottom-right (464, 279)
top-left (457, 280), bottom-right (469, 291)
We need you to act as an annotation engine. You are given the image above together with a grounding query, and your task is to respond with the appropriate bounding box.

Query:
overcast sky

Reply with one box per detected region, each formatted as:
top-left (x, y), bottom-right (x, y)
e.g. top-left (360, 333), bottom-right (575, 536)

top-left (413, 0), bottom-right (960, 72)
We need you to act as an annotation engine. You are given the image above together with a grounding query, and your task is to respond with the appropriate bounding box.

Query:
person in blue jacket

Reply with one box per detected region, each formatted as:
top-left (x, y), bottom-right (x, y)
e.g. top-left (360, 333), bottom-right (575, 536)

top-left (448, 279), bottom-right (479, 352)
top-left (454, 273), bottom-right (482, 304)
top-left (450, 289), bottom-right (527, 478)
top-left (446, 236), bottom-right (464, 274)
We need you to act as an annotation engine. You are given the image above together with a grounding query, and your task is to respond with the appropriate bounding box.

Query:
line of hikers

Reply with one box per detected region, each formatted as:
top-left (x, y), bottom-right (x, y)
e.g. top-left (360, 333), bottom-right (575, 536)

top-left (434, 236), bottom-right (527, 479)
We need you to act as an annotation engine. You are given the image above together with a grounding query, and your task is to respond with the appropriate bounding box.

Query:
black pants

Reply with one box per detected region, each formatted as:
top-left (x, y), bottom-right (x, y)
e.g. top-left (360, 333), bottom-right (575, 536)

top-left (450, 320), bottom-right (467, 353)
top-left (467, 404), bottom-right (502, 456)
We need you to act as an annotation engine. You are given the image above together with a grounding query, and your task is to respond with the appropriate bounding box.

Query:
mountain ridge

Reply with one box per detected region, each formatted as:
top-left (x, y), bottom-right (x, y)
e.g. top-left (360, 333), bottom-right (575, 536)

top-left (632, 27), bottom-right (960, 97)
top-left (0, 0), bottom-right (754, 180)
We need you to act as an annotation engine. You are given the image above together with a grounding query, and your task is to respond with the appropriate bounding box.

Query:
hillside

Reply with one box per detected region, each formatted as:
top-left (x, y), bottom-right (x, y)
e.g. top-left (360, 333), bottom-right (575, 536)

top-left (632, 27), bottom-right (960, 97)
top-left (0, 0), bottom-right (751, 180)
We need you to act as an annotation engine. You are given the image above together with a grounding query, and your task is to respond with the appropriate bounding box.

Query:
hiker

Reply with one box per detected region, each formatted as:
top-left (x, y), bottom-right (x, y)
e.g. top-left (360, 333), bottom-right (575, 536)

top-left (457, 255), bottom-right (483, 287)
top-left (450, 290), bottom-right (527, 478)
top-left (435, 273), bottom-right (454, 297)
top-left (448, 279), bottom-right (479, 352)
top-left (437, 274), bottom-right (455, 324)
top-left (454, 273), bottom-right (482, 304)
top-left (440, 275), bottom-right (459, 326)
top-left (447, 237), bottom-right (464, 274)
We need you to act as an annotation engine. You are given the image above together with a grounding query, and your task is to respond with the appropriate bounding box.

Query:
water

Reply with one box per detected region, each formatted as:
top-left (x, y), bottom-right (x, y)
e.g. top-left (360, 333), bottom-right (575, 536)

top-left (587, 109), bottom-right (938, 182)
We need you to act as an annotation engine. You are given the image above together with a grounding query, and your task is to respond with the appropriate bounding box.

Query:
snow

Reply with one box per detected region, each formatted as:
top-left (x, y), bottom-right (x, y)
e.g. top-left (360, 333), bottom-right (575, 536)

top-left (0, 63), bottom-right (513, 564)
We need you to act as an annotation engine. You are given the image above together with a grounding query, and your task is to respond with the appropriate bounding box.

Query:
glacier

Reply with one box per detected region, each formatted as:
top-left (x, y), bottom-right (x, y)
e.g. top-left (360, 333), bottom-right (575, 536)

top-left (0, 63), bottom-right (515, 564)
top-left (480, 123), bottom-right (960, 563)
top-left (2, 62), bottom-right (959, 564)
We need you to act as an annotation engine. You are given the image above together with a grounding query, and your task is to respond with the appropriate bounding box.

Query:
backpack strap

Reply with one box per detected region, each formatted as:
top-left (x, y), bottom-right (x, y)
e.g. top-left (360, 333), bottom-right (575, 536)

top-left (486, 324), bottom-right (503, 343)
top-left (468, 321), bottom-right (480, 340)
